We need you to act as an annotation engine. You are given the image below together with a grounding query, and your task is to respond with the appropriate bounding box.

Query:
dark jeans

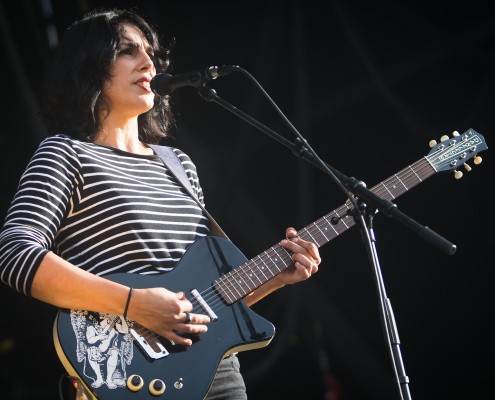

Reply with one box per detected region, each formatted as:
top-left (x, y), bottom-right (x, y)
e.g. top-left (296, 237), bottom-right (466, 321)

top-left (205, 354), bottom-right (248, 399)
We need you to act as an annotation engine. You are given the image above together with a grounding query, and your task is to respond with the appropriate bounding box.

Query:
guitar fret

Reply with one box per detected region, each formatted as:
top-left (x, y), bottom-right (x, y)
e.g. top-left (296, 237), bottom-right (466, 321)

top-left (381, 176), bottom-right (400, 199)
top-left (231, 269), bottom-right (252, 298)
top-left (323, 215), bottom-right (339, 237)
top-left (256, 254), bottom-right (273, 281)
top-left (302, 227), bottom-right (317, 245)
top-left (309, 222), bottom-right (328, 247)
top-left (313, 222), bottom-right (328, 247)
top-left (277, 248), bottom-right (292, 269)
top-left (335, 216), bottom-right (351, 233)
top-left (408, 164), bottom-right (422, 182)
top-left (396, 172), bottom-right (410, 190)
top-left (391, 172), bottom-right (410, 195)
top-left (255, 254), bottom-right (270, 281)
top-left (314, 221), bottom-right (329, 242)
top-left (242, 268), bottom-right (257, 292)
top-left (380, 180), bottom-right (395, 199)
top-left (230, 272), bottom-right (245, 299)
top-left (218, 274), bottom-right (237, 304)
top-left (308, 226), bottom-right (323, 247)
top-left (258, 249), bottom-right (290, 283)
top-left (387, 175), bottom-right (403, 199)
top-left (264, 249), bottom-right (282, 275)
top-left (245, 262), bottom-right (263, 288)
top-left (340, 207), bottom-right (351, 228)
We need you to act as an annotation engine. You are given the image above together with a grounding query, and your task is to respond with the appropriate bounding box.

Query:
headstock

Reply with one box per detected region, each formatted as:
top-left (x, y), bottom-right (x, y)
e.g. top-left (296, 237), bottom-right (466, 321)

top-left (427, 129), bottom-right (487, 178)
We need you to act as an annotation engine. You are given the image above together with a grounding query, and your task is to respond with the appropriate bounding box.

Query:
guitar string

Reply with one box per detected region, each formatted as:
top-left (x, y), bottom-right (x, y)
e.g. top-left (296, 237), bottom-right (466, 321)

top-left (137, 135), bottom-right (477, 345)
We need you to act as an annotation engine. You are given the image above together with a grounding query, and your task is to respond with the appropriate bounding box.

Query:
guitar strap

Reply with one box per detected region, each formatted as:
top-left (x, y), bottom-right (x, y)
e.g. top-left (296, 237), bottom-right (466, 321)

top-left (148, 144), bottom-right (230, 240)
top-left (150, 145), bottom-right (246, 357)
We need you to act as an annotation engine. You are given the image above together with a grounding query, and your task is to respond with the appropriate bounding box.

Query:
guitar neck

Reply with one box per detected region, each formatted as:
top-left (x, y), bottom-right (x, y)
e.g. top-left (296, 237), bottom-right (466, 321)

top-left (214, 157), bottom-right (435, 304)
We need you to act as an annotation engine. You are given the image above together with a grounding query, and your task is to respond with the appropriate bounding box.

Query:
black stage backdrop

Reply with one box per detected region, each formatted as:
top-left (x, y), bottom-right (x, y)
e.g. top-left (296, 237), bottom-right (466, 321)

top-left (0, 1), bottom-right (493, 399)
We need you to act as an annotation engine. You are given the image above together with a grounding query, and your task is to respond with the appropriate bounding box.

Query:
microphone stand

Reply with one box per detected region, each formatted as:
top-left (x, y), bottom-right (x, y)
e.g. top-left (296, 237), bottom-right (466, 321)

top-left (196, 83), bottom-right (457, 400)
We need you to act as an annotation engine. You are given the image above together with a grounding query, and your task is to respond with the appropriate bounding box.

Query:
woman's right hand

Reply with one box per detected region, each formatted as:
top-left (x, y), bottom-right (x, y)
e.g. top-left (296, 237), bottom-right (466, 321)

top-left (126, 287), bottom-right (211, 346)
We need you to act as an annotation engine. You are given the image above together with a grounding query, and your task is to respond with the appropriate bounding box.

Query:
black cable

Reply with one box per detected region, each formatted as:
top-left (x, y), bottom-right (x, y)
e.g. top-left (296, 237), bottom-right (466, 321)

top-left (57, 372), bottom-right (69, 400)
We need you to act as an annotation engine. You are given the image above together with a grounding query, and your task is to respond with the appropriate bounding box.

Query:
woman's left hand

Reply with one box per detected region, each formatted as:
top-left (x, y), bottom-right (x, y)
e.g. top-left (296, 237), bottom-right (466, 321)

top-left (277, 227), bottom-right (321, 285)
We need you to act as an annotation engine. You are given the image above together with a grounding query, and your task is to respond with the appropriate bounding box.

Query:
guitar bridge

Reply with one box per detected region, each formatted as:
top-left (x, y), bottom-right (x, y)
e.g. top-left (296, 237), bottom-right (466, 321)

top-left (191, 289), bottom-right (218, 321)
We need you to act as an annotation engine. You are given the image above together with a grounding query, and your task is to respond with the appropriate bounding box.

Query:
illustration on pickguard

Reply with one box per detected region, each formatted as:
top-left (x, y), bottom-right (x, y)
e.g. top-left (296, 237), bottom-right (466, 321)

top-left (70, 310), bottom-right (134, 389)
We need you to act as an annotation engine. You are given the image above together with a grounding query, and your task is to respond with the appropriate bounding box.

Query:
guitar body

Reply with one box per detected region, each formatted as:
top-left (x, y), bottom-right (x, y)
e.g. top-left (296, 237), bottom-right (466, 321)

top-left (54, 236), bottom-right (276, 400)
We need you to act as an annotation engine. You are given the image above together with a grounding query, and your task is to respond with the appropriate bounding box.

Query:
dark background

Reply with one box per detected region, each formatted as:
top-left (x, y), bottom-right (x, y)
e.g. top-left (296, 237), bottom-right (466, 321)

top-left (0, 1), bottom-right (493, 399)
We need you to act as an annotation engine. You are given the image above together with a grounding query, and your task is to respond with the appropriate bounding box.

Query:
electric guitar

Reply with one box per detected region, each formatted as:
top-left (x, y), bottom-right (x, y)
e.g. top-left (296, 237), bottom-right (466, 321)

top-left (53, 129), bottom-right (487, 399)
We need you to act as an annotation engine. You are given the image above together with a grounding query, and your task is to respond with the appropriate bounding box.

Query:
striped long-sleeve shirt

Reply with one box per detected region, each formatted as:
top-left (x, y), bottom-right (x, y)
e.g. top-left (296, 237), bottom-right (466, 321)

top-left (0, 135), bottom-right (210, 296)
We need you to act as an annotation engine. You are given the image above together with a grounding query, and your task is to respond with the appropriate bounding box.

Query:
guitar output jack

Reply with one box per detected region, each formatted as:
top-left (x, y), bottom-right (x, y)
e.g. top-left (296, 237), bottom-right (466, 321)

top-left (174, 378), bottom-right (184, 389)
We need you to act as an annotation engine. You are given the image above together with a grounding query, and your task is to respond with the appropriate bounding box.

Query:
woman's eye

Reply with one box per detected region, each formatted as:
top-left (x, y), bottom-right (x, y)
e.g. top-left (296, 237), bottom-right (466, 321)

top-left (119, 46), bottom-right (137, 56)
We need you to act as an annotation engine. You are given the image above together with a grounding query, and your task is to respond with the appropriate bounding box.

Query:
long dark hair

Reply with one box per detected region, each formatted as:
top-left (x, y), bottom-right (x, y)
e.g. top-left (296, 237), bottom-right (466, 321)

top-left (40, 8), bottom-right (174, 144)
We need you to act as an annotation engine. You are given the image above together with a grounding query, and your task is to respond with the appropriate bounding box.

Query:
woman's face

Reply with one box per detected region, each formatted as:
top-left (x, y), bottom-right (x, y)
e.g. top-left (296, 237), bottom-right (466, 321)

top-left (101, 23), bottom-right (156, 119)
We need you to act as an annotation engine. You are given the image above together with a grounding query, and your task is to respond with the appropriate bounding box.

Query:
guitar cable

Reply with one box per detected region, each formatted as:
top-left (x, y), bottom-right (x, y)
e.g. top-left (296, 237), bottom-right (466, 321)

top-left (58, 372), bottom-right (85, 400)
top-left (57, 372), bottom-right (70, 399)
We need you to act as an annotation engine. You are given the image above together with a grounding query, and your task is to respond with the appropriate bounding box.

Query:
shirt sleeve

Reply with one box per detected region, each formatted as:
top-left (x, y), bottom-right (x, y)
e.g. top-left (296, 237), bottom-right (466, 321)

top-left (0, 135), bottom-right (81, 295)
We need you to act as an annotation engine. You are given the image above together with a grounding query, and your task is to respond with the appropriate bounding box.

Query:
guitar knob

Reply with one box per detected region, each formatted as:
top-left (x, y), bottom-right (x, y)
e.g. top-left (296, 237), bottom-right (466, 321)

top-left (440, 134), bottom-right (449, 142)
top-left (127, 374), bottom-right (144, 391)
top-left (428, 139), bottom-right (437, 148)
top-left (452, 130), bottom-right (460, 137)
top-left (149, 379), bottom-right (166, 396)
top-left (473, 155), bottom-right (482, 165)
top-left (463, 163), bottom-right (472, 172)
top-left (454, 170), bottom-right (463, 179)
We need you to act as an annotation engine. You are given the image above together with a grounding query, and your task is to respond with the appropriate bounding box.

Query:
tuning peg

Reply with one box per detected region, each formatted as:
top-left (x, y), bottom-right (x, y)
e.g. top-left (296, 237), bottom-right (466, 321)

top-left (463, 163), bottom-right (472, 172)
top-left (454, 170), bottom-right (463, 179)
top-left (452, 131), bottom-right (460, 137)
top-left (473, 156), bottom-right (482, 165)
top-left (440, 135), bottom-right (449, 142)
top-left (429, 139), bottom-right (437, 148)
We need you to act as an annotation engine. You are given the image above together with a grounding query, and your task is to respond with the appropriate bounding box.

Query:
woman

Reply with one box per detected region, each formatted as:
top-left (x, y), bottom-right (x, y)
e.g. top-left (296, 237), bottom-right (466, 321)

top-left (0, 8), bottom-right (321, 399)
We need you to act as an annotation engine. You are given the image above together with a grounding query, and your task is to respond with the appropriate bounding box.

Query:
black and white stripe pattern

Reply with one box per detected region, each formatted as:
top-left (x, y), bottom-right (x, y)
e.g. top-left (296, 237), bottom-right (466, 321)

top-left (0, 135), bottom-right (210, 295)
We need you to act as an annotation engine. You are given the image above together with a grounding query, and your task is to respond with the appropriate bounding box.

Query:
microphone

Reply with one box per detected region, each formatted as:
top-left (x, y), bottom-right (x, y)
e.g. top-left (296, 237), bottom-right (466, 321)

top-left (151, 65), bottom-right (238, 96)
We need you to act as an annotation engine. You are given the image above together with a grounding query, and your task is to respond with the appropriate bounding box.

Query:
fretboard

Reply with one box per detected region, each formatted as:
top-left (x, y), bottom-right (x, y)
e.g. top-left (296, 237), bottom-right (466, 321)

top-left (214, 157), bottom-right (436, 304)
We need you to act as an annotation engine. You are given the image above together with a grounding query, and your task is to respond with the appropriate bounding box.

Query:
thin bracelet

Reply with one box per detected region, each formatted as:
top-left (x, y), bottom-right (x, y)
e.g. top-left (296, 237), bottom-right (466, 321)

top-left (123, 287), bottom-right (133, 319)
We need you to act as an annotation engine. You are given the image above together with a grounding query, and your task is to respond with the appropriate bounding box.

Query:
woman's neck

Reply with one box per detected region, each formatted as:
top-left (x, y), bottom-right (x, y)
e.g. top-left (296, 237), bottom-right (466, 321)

top-left (94, 116), bottom-right (153, 155)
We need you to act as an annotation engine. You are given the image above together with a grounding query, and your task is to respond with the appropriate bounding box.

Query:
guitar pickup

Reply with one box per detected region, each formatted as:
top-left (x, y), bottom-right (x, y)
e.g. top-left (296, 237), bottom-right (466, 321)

top-left (191, 289), bottom-right (218, 321)
top-left (130, 327), bottom-right (169, 359)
